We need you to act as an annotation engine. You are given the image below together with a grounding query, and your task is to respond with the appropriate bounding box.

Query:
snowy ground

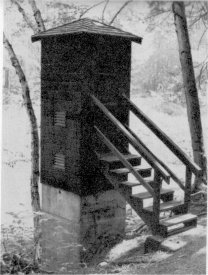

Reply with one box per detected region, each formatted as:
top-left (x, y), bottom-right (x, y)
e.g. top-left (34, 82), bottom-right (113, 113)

top-left (1, 102), bottom-right (40, 227)
top-left (1, 94), bottom-right (207, 227)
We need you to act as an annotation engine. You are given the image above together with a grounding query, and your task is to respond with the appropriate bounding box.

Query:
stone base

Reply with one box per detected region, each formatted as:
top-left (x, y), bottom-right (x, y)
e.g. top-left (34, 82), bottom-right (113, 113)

top-left (41, 184), bottom-right (126, 266)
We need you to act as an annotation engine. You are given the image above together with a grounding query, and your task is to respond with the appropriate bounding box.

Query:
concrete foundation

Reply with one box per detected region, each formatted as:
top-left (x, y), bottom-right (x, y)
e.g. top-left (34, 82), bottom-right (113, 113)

top-left (42, 184), bottom-right (81, 221)
top-left (40, 213), bottom-right (81, 272)
top-left (41, 184), bottom-right (126, 268)
top-left (144, 235), bottom-right (187, 254)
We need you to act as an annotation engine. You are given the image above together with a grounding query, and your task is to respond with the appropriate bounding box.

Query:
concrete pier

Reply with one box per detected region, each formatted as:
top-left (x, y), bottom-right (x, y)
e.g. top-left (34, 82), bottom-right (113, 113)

top-left (41, 184), bottom-right (126, 270)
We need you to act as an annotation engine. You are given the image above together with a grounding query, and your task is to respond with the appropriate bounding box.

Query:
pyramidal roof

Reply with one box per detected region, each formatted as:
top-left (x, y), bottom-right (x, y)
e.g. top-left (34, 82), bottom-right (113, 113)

top-left (31, 18), bottom-right (142, 44)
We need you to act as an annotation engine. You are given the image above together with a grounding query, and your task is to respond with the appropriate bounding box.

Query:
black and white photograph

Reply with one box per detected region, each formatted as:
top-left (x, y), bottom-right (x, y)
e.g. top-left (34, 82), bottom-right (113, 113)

top-left (1, 0), bottom-right (207, 274)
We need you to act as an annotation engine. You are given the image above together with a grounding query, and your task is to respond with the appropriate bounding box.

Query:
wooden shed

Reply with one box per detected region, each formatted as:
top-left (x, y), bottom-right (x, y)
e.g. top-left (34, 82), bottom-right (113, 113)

top-left (32, 18), bottom-right (142, 197)
top-left (32, 19), bottom-right (199, 257)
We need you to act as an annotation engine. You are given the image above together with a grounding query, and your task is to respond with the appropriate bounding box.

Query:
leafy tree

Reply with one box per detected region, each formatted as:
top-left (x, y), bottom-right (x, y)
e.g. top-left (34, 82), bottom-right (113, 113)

top-left (132, 30), bottom-right (185, 104)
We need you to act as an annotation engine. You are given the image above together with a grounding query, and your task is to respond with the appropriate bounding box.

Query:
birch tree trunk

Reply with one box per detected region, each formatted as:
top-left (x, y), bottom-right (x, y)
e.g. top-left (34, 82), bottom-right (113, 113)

top-left (28, 0), bottom-right (46, 32)
top-left (3, 34), bottom-right (40, 211)
top-left (5, 0), bottom-right (47, 212)
top-left (172, 1), bottom-right (207, 191)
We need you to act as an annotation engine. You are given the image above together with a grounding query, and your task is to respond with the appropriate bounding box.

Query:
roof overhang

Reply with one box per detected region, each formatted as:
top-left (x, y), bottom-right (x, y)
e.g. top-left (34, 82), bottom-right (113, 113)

top-left (31, 18), bottom-right (143, 44)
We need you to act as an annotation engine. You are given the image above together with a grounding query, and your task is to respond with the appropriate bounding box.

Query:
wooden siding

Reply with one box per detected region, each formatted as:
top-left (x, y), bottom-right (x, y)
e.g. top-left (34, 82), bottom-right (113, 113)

top-left (40, 34), bottom-right (131, 196)
top-left (93, 37), bottom-right (131, 156)
top-left (41, 79), bottom-right (82, 194)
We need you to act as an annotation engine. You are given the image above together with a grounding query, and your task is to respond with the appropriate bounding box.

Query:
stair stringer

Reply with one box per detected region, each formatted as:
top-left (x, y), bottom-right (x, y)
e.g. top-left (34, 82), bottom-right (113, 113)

top-left (103, 171), bottom-right (158, 233)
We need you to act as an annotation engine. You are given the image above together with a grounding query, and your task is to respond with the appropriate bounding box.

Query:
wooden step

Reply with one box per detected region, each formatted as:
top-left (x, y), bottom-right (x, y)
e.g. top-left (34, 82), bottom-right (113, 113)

top-left (110, 166), bottom-right (152, 178)
top-left (99, 153), bottom-right (140, 162)
top-left (159, 223), bottom-right (197, 238)
top-left (132, 188), bottom-right (174, 200)
top-left (158, 213), bottom-right (197, 237)
top-left (166, 223), bottom-right (197, 237)
top-left (99, 153), bottom-right (141, 169)
top-left (160, 213), bottom-right (197, 227)
top-left (143, 200), bottom-right (183, 212)
top-left (143, 178), bottom-right (174, 202)
top-left (120, 181), bottom-right (141, 187)
top-left (146, 178), bottom-right (157, 188)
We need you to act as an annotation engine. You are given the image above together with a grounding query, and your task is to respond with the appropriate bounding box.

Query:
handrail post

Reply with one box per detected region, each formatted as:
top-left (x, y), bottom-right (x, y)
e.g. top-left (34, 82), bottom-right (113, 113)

top-left (184, 166), bottom-right (192, 212)
top-left (152, 169), bottom-right (162, 235)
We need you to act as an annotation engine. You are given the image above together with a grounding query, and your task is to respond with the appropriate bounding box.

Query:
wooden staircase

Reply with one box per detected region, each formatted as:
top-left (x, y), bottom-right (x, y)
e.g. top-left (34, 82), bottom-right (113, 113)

top-left (90, 94), bottom-right (201, 238)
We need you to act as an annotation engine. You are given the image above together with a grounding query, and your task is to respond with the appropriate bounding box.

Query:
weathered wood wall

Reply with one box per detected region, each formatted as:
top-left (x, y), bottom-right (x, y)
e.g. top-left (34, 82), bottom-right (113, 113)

top-left (41, 34), bottom-right (131, 196)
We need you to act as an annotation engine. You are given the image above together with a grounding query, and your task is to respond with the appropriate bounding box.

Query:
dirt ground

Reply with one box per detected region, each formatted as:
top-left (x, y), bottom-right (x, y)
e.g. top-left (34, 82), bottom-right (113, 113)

top-left (100, 214), bottom-right (207, 275)
top-left (137, 218), bottom-right (206, 275)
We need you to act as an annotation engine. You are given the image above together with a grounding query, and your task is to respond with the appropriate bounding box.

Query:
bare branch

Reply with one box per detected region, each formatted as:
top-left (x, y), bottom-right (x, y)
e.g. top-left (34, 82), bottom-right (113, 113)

top-left (194, 55), bottom-right (208, 68)
top-left (28, 0), bottom-right (46, 32)
top-left (79, 0), bottom-right (106, 19)
top-left (11, 0), bottom-right (38, 33)
top-left (197, 28), bottom-right (207, 49)
top-left (109, 0), bottom-right (132, 25)
top-left (195, 55), bottom-right (208, 88)
top-left (102, 0), bottom-right (109, 22)
top-left (196, 62), bottom-right (207, 89)
top-left (189, 11), bottom-right (208, 28)
top-left (188, 3), bottom-right (195, 18)
top-left (145, 8), bottom-right (171, 20)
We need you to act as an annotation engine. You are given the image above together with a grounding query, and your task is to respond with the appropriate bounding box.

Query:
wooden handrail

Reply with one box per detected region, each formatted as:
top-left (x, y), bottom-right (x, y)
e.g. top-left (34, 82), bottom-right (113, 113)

top-left (91, 94), bottom-right (170, 183)
top-left (125, 124), bottom-right (185, 191)
top-left (95, 126), bottom-right (156, 198)
top-left (122, 94), bottom-right (202, 176)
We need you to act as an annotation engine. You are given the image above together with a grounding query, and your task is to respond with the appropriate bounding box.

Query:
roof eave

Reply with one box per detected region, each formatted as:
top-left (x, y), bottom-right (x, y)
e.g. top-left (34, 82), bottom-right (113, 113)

top-left (31, 32), bottom-right (143, 44)
top-left (132, 37), bottom-right (142, 44)
top-left (31, 30), bottom-right (86, 42)
top-left (31, 36), bottom-right (40, 42)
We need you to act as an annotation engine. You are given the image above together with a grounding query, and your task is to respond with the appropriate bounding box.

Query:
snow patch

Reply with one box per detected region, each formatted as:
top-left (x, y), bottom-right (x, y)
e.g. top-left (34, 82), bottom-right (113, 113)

top-left (105, 236), bottom-right (146, 262)
top-left (179, 225), bottom-right (206, 236)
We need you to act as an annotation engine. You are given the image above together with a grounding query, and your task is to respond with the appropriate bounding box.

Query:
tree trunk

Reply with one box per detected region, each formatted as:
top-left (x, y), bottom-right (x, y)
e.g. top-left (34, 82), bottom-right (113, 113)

top-left (172, 2), bottom-right (207, 191)
top-left (28, 0), bottom-right (46, 32)
top-left (4, 34), bottom-right (40, 211)
top-left (11, 0), bottom-right (38, 33)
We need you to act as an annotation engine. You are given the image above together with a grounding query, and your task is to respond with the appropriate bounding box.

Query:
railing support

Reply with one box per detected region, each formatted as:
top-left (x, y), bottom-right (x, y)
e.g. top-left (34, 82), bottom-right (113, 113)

top-left (184, 166), bottom-right (192, 212)
top-left (152, 170), bottom-right (162, 235)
